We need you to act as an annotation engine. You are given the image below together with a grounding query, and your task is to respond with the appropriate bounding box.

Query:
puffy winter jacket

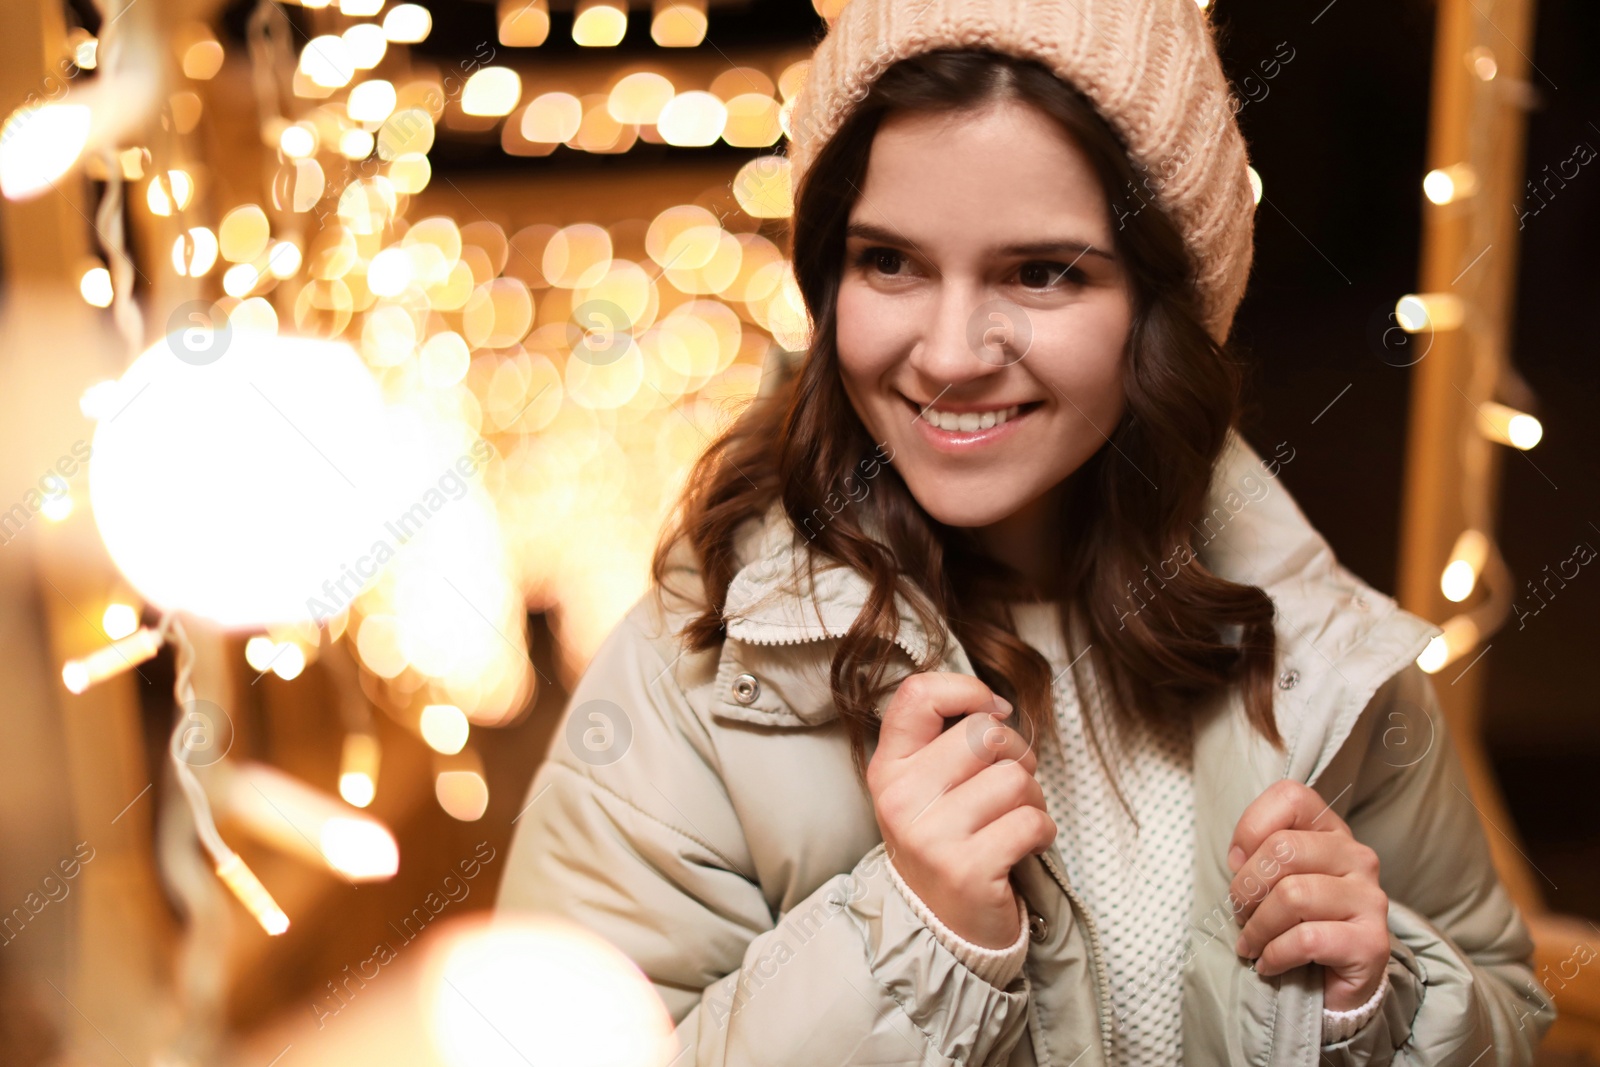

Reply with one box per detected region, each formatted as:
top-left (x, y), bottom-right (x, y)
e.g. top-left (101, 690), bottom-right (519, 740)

top-left (497, 428), bottom-right (1557, 1065)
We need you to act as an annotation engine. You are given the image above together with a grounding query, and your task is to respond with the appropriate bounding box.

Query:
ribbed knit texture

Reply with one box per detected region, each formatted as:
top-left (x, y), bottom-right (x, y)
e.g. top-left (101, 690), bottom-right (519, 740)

top-left (888, 601), bottom-right (1390, 1054)
top-left (786, 0), bottom-right (1258, 345)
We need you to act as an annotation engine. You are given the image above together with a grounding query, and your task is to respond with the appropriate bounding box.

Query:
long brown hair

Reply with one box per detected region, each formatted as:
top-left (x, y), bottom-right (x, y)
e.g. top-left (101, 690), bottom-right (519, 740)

top-left (651, 49), bottom-right (1282, 812)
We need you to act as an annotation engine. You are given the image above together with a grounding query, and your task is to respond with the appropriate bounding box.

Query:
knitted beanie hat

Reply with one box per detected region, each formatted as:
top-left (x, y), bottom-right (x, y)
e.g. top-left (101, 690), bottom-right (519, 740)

top-left (786, 0), bottom-right (1256, 345)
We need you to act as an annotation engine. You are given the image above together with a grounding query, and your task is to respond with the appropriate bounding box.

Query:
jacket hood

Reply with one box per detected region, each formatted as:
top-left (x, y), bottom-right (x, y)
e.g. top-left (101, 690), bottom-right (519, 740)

top-left (713, 428), bottom-right (1443, 787)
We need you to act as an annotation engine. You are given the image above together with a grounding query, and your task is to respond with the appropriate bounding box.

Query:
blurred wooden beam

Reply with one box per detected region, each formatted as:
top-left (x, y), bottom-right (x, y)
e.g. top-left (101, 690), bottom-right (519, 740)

top-left (1395, 0), bottom-right (1599, 1057)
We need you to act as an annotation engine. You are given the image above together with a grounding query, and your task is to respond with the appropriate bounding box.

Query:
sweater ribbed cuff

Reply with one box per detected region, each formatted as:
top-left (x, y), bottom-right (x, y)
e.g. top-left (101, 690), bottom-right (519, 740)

top-left (1320, 971), bottom-right (1391, 1045)
top-left (884, 854), bottom-right (1030, 988)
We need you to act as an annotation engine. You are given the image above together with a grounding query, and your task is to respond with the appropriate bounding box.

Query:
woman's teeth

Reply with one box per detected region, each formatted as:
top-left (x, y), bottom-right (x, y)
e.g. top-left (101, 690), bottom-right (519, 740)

top-left (919, 403), bottom-right (1022, 432)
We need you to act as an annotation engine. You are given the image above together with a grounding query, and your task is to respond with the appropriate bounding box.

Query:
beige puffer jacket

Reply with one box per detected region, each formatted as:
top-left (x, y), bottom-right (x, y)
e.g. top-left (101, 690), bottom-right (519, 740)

top-left (498, 429), bottom-right (1556, 1065)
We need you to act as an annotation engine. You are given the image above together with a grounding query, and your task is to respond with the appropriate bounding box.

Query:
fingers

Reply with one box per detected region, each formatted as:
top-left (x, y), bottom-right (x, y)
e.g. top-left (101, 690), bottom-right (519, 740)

top-left (975, 801), bottom-right (1059, 867)
top-left (1234, 872), bottom-right (1383, 961)
top-left (1228, 829), bottom-right (1381, 925)
top-left (911, 708), bottom-right (1037, 786)
top-left (875, 672), bottom-right (1010, 765)
top-left (1228, 779), bottom-right (1352, 875)
top-left (1248, 915), bottom-right (1391, 986)
top-left (939, 759), bottom-right (1049, 838)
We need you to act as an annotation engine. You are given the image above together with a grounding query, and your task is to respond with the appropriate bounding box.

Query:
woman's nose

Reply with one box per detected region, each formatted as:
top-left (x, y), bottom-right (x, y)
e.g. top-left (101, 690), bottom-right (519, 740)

top-left (907, 287), bottom-right (1030, 385)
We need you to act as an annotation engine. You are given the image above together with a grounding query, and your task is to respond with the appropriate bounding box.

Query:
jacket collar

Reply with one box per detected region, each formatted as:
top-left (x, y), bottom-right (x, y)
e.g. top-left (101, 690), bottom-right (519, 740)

top-left (716, 428), bottom-right (1442, 786)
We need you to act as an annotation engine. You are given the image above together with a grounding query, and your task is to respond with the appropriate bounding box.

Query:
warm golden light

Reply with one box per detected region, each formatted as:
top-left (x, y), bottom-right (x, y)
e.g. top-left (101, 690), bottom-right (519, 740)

top-left (424, 916), bottom-right (677, 1067)
top-left (421, 704), bottom-right (471, 755)
top-left (1441, 528), bottom-right (1489, 603)
top-left (722, 93), bottom-right (782, 147)
top-left (435, 770), bottom-right (489, 821)
top-left (146, 169), bottom-right (195, 215)
top-left (1424, 163), bottom-right (1479, 205)
top-left (607, 72), bottom-right (675, 125)
top-left (219, 204), bottom-right (270, 263)
top-left (384, 4), bottom-right (433, 43)
top-left (171, 226), bottom-right (220, 277)
top-left (1395, 292), bottom-right (1465, 332)
top-left (498, 0), bottom-right (551, 47)
top-left (520, 93), bottom-right (583, 143)
top-left (215, 852), bottom-right (290, 935)
top-left (732, 155), bottom-right (792, 218)
top-left (220, 761), bottom-right (399, 880)
top-left (462, 68), bottom-right (522, 117)
top-left (573, 0), bottom-right (628, 46)
top-left (657, 91), bottom-right (726, 146)
top-left (1475, 400), bottom-right (1542, 450)
top-left (343, 24), bottom-right (389, 69)
top-left (62, 627), bottom-right (164, 694)
top-left (651, 0), bottom-right (707, 47)
top-left (301, 35), bottom-right (355, 88)
top-left (0, 103), bottom-right (92, 200)
top-left (348, 79), bottom-right (398, 123)
top-left (339, 732), bottom-right (380, 808)
top-left (79, 265), bottom-right (113, 308)
top-left (1417, 615), bottom-right (1480, 674)
top-left (102, 603), bottom-right (139, 640)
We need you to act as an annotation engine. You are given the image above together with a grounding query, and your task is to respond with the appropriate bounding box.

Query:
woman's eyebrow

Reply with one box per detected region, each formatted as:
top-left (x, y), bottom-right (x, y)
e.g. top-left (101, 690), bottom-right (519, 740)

top-left (844, 220), bottom-right (1116, 261)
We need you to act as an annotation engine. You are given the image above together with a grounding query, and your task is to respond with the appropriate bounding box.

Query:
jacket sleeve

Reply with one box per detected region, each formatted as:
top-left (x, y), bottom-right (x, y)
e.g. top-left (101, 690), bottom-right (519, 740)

top-left (1320, 663), bottom-right (1557, 1066)
top-left (495, 606), bottom-right (1035, 1067)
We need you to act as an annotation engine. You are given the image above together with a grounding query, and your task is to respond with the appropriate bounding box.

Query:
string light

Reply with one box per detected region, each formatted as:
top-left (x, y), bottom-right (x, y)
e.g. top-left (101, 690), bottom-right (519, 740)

top-left (1424, 163), bottom-right (1479, 205)
top-left (339, 732), bottom-right (381, 808)
top-left (1394, 291), bottom-right (1465, 332)
top-left (214, 760), bottom-right (399, 880)
top-left (1475, 400), bottom-right (1542, 450)
top-left (61, 625), bottom-right (162, 693)
top-left (1441, 529), bottom-right (1489, 603)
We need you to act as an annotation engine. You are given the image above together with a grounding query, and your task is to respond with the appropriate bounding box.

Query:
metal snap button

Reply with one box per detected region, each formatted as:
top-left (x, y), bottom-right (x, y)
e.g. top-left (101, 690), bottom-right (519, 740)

top-left (731, 672), bottom-right (761, 705)
top-left (1352, 594), bottom-right (1370, 612)
top-left (1278, 668), bottom-right (1300, 690)
top-left (1028, 912), bottom-right (1049, 944)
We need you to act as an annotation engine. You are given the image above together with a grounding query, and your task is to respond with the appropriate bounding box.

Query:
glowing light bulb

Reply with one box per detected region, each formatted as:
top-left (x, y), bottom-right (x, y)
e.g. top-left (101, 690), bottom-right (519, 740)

top-left (421, 704), bottom-right (470, 754)
top-left (61, 627), bottom-right (163, 694)
top-left (79, 265), bottom-right (113, 307)
top-left (215, 851), bottom-right (290, 935)
top-left (1417, 616), bottom-right (1480, 674)
top-left (1423, 163), bottom-right (1479, 205)
top-left (0, 103), bottom-right (91, 200)
top-left (462, 68), bottom-right (522, 117)
top-left (1441, 529), bottom-right (1489, 603)
top-left (384, 4), bottom-right (433, 43)
top-left (340, 732), bottom-right (380, 808)
top-left (573, 0), bottom-right (627, 46)
top-left (1394, 292), bottom-right (1465, 333)
top-left (1475, 401), bottom-right (1542, 450)
top-left (102, 602), bottom-right (139, 640)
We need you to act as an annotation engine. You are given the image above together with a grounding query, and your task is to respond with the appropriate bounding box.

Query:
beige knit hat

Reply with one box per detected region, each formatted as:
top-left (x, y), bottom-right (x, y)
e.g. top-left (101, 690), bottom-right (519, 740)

top-left (786, 0), bottom-right (1257, 345)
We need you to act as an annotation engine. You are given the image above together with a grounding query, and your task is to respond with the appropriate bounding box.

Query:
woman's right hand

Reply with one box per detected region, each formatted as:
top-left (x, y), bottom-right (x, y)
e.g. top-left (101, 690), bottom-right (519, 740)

top-left (866, 671), bottom-right (1058, 949)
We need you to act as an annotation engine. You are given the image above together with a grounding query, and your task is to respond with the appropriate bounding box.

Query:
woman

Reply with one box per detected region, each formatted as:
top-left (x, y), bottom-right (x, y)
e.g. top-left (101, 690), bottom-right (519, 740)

top-left (498, 1), bottom-right (1556, 1063)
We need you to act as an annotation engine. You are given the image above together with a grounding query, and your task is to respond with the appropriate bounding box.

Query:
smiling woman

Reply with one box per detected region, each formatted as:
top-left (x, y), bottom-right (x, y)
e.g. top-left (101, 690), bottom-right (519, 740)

top-left (498, 4), bottom-right (1554, 1065)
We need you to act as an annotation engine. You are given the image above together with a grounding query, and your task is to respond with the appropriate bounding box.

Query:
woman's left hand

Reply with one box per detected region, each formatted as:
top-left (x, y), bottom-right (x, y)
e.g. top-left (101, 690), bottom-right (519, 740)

top-left (1226, 779), bottom-right (1391, 1012)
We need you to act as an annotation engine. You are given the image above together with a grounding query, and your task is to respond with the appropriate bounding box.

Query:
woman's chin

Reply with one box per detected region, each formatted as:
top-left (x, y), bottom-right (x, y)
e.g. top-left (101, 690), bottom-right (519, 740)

top-left (907, 484), bottom-right (1028, 530)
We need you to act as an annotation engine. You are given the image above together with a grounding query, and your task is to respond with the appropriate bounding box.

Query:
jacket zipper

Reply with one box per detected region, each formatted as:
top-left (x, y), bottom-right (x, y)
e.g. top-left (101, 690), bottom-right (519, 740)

top-left (1038, 848), bottom-right (1114, 1064)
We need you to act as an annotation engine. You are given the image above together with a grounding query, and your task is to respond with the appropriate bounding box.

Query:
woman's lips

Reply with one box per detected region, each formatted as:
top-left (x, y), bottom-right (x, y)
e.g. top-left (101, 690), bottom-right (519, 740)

top-left (903, 394), bottom-right (1043, 451)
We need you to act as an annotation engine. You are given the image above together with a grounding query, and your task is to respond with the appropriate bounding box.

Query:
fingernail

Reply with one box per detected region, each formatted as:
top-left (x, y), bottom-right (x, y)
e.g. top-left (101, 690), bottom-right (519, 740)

top-left (991, 694), bottom-right (1013, 716)
top-left (1234, 934), bottom-right (1251, 957)
top-left (1227, 845), bottom-right (1245, 873)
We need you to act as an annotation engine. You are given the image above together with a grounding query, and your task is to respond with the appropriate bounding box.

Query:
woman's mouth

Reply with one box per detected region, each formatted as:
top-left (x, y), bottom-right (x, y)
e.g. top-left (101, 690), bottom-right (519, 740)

top-left (902, 394), bottom-right (1044, 450)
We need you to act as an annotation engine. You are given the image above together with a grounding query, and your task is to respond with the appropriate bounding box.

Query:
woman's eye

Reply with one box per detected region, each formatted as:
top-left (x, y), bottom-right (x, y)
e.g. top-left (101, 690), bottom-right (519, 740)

top-left (1018, 261), bottom-right (1085, 289)
top-left (855, 246), bottom-right (908, 276)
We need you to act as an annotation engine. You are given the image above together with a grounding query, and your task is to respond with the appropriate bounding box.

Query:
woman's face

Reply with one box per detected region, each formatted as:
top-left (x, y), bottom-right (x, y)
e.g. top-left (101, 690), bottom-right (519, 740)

top-left (835, 97), bottom-right (1133, 532)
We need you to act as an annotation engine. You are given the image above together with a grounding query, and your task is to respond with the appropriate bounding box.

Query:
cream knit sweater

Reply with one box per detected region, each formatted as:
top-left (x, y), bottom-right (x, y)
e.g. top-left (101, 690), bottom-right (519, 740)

top-left (885, 602), bottom-right (1389, 1060)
